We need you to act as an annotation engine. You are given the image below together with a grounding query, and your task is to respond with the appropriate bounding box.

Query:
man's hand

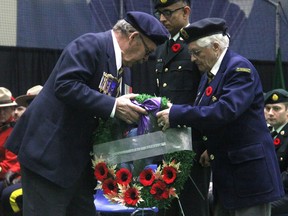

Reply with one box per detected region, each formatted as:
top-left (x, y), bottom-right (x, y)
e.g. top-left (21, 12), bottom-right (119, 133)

top-left (156, 105), bottom-right (171, 131)
top-left (115, 94), bottom-right (147, 124)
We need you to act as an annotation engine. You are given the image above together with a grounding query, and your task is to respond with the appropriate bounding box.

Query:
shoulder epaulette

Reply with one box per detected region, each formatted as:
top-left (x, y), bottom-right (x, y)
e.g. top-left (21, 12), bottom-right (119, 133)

top-left (235, 67), bottom-right (251, 73)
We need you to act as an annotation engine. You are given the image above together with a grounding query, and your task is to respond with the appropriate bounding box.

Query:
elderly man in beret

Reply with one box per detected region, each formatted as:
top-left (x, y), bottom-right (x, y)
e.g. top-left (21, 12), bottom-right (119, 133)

top-left (5, 11), bottom-right (169, 216)
top-left (156, 18), bottom-right (284, 215)
top-left (264, 89), bottom-right (288, 215)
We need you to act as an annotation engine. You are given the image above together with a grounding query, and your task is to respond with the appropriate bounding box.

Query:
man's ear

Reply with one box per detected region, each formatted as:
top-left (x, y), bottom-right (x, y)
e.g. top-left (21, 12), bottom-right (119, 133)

top-left (212, 42), bottom-right (220, 51)
top-left (128, 31), bottom-right (139, 44)
top-left (183, 6), bottom-right (191, 18)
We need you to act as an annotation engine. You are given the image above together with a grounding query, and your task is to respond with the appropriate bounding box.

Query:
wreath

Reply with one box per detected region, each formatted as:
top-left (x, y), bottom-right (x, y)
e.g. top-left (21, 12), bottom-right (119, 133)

top-left (92, 94), bottom-right (195, 209)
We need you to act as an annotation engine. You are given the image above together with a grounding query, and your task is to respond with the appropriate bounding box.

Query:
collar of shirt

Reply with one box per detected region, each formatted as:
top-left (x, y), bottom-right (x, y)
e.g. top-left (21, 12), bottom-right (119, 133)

top-left (171, 32), bottom-right (180, 41)
top-left (210, 47), bottom-right (228, 76)
top-left (111, 30), bottom-right (122, 71)
top-left (275, 122), bottom-right (288, 134)
top-left (173, 24), bottom-right (190, 41)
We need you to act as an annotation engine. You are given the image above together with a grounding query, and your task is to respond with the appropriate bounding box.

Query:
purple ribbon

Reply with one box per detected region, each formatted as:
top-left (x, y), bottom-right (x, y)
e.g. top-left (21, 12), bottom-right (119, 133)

top-left (131, 97), bottom-right (162, 135)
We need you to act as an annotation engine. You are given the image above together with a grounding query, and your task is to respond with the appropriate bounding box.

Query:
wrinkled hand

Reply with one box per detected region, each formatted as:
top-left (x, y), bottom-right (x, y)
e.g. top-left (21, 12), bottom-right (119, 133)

top-left (156, 103), bottom-right (172, 131)
top-left (199, 150), bottom-right (210, 167)
top-left (4, 170), bottom-right (21, 186)
top-left (115, 94), bottom-right (147, 124)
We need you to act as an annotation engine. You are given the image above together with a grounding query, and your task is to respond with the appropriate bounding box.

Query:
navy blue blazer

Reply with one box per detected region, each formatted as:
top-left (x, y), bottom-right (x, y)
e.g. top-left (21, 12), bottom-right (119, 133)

top-left (169, 50), bottom-right (284, 209)
top-left (5, 31), bottom-right (118, 188)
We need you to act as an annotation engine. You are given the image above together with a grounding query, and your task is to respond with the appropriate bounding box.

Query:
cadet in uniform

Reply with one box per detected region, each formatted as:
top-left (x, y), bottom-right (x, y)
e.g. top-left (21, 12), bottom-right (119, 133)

top-left (153, 1), bottom-right (209, 215)
top-left (264, 89), bottom-right (288, 215)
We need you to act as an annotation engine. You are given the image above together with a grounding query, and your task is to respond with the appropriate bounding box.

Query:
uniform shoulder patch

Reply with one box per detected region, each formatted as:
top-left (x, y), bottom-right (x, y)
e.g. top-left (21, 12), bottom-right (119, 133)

top-left (235, 67), bottom-right (251, 73)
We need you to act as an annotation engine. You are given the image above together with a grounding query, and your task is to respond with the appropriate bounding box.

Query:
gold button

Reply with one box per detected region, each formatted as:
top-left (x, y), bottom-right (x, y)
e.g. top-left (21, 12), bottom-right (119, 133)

top-left (155, 69), bottom-right (158, 73)
top-left (280, 157), bottom-right (283, 161)
top-left (202, 136), bottom-right (207, 141)
top-left (210, 154), bottom-right (215, 161)
top-left (163, 83), bottom-right (167, 87)
top-left (178, 66), bottom-right (182, 70)
top-left (164, 68), bottom-right (168, 72)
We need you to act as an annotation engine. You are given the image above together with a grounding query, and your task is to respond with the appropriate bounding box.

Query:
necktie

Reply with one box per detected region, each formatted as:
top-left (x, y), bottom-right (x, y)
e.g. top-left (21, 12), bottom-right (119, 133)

top-left (116, 67), bottom-right (123, 97)
top-left (270, 130), bottom-right (278, 138)
top-left (207, 72), bottom-right (214, 84)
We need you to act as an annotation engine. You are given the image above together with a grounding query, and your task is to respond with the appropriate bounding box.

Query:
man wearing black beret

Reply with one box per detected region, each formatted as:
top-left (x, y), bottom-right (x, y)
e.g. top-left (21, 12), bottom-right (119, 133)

top-left (152, 1), bottom-right (207, 216)
top-left (264, 89), bottom-right (288, 215)
top-left (157, 17), bottom-right (284, 215)
top-left (4, 11), bottom-right (169, 216)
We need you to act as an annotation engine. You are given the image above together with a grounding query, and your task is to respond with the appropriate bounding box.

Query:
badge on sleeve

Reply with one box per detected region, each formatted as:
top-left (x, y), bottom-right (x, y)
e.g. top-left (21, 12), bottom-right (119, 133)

top-left (235, 67), bottom-right (251, 73)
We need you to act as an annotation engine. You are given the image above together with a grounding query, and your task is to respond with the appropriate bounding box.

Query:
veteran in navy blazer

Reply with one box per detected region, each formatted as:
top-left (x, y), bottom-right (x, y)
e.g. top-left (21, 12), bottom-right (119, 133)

top-left (157, 18), bottom-right (284, 215)
top-left (4, 12), bottom-right (169, 216)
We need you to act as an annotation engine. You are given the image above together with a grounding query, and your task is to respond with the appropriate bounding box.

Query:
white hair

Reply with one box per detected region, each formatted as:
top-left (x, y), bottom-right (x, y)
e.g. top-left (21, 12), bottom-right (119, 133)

top-left (113, 19), bottom-right (137, 36)
top-left (196, 33), bottom-right (230, 50)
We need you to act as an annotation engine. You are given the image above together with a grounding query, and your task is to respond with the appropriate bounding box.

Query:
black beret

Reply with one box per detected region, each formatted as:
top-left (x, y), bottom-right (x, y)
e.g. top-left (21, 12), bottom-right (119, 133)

top-left (264, 89), bottom-right (288, 105)
top-left (180, 17), bottom-right (228, 43)
top-left (153, 0), bottom-right (190, 9)
top-left (124, 11), bottom-right (169, 45)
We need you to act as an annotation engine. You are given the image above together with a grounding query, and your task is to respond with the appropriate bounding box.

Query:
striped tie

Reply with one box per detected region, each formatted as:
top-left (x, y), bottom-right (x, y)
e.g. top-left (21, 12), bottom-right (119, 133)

top-left (207, 72), bottom-right (214, 84)
top-left (116, 67), bottom-right (123, 97)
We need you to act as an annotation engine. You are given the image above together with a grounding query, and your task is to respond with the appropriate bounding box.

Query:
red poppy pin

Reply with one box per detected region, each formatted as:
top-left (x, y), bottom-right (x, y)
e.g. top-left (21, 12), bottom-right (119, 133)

top-left (171, 43), bottom-right (181, 53)
top-left (205, 86), bottom-right (213, 96)
top-left (274, 138), bottom-right (281, 146)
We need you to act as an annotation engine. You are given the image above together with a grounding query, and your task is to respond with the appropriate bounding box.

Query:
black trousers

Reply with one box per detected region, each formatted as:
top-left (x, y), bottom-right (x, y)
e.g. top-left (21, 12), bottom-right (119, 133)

top-left (21, 165), bottom-right (96, 216)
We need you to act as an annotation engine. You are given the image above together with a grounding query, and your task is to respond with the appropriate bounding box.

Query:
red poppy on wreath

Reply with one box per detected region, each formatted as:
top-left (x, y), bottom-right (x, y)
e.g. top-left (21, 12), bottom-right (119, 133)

top-left (102, 178), bottom-right (118, 194)
top-left (206, 86), bottom-right (213, 96)
top-left (171, 43), bottom-right (181, 53)
top-left (124, 186), bottom-right (142, 206)
top-left (274, 138), bottom-right (281, 146)
top-left (94, 162), bottom-right (109, 181)
top-left (139, 168), bottom-right (155, 186)
top-left (116, 168), bottom-right (132, 186)
top-left (150, 181), bottom-right (169, 200)
top-left (162, 166), bottom-right (177, 184)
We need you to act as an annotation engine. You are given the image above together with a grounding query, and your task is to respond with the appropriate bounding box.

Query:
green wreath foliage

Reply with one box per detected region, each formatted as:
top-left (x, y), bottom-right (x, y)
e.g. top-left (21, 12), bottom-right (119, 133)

top-left (92, 94), bottom-right (195, 209)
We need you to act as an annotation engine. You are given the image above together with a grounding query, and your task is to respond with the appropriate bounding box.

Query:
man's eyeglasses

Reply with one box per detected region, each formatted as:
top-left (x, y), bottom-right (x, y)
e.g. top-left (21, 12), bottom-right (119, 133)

top-left (188, 49), bottom-right (202, 57)
top-left (154, 7), bottom-right (185, 19)
top-left (139, 34), bottom-right (153, 57)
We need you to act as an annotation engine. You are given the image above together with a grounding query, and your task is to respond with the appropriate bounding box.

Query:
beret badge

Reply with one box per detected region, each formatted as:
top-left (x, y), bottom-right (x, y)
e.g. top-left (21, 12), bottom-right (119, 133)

top-left (160, 0), bottom-right (167, 3)
top-left (272, 94), bottom-right (279, 102)
top-left (180, 28), bottom-right (189, 40)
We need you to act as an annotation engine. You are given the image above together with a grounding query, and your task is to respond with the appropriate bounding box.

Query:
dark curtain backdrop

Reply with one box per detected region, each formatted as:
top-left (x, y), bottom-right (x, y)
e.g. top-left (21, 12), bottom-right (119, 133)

top-left (0, 46), bottom-right (62, 96)
top-left (0, 46), bottom-right (287, 97)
